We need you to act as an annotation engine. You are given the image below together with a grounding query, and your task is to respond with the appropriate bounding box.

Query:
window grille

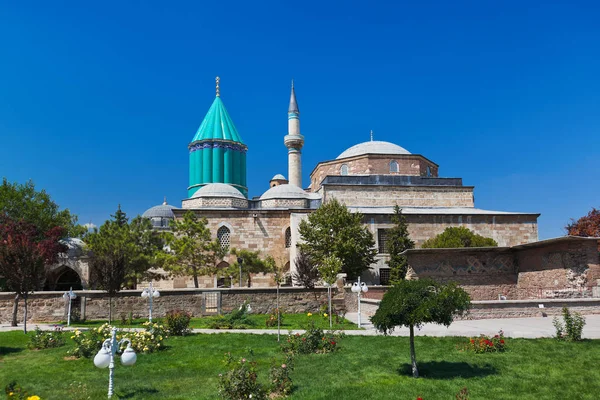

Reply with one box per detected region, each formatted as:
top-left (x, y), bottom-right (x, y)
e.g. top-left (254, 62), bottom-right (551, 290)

top-left (380, 268), bottom-right (391, 285)
top-left (390, 160), bottom-right (399, 173)
top-left (340, 164), bottom-right (349, 175)
top-left (378, 229), bottom-right (389, 254)
top-left (285, 227), bottom-right (292, 248)
top-left (217, 226), bottom-right (231, 250)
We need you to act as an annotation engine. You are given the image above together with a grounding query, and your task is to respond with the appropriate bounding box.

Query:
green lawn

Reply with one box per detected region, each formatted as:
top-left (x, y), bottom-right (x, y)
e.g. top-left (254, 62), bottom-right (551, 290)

top-left (1, 331), bottom-right (599, 399)
top-left (56, 313), bottom-right (357, 330)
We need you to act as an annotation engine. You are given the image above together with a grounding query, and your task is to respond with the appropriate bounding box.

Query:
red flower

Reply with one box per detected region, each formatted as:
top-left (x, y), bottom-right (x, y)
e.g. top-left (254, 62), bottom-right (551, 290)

top-left (417, 397), bottom-right (424, 400)
top-left (500, 339), bottom-right (505, 344)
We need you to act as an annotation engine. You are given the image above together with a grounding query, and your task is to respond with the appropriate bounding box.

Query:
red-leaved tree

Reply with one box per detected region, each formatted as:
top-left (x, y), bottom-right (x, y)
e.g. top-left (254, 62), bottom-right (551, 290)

top-left (566, 208), bottom-right (600, 238)
top-left (0, 216), bottom-right (66, 333)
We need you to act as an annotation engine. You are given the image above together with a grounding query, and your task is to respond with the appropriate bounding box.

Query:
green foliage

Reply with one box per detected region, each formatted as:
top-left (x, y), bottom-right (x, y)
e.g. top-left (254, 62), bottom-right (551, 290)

top-left (165, 310), bottom-right (192, 336)
top-left (269, 356), bottom-right (294, 397)
top-left (421, 227), bottom-right (498, 248)
top-left (265, 309), bottom-right (285, 328)
top-left (281, 318), bottom-right (343, 355)
top-left (163, 211), bottom-right (225, 288)
top-left (298, 198), bottom-right (376, 280)
top-left (218, 352), bottom-right (267, 400)
top-left (208, 302), bottom-right (257, 329)
top-left (461, 331), bottom-right (506, 353)
top-left (553, 307), bottom-right (586, 341)
top-left (4, 381), bottom-right (38, 400)
top-left (318, 255), bottom-right (342, 286)
top-left (27, 326), bottom-right (65, 350)
top-left (225, 249), bottom-right (274, 287)
top-left (387, 206), bottom-right (415, 283)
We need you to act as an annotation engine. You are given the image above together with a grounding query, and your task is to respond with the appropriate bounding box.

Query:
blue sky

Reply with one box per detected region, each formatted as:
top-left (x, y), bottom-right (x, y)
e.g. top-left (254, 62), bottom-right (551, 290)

top-left (1, 1), bottom-right (598, 239)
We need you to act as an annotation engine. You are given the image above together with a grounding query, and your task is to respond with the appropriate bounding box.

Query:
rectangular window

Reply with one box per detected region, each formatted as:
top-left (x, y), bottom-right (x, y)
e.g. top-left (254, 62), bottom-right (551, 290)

top-left (380, 268), bottom-right (391, 285)
top-left (378, 229), bottom-right (389, 254)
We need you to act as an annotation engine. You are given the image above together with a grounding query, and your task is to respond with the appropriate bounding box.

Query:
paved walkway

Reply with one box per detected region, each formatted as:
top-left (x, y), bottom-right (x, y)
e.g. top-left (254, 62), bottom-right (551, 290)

top-left (3, 314), bottom-right (600, 338)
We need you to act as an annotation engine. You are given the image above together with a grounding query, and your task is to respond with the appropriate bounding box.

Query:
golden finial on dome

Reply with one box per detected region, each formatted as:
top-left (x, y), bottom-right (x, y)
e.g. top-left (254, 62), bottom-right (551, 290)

top-left (216, 76), bottom-right (220, 97)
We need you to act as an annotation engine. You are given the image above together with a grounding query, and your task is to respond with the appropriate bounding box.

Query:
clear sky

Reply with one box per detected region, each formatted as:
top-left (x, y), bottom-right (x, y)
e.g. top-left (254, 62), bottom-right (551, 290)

top-left (1, 1), bottom-right (598, 239)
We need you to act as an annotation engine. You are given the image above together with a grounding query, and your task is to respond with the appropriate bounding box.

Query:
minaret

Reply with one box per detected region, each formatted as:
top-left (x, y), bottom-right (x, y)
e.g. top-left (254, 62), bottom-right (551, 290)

top-left (284, 81), bottom-right (304, 188)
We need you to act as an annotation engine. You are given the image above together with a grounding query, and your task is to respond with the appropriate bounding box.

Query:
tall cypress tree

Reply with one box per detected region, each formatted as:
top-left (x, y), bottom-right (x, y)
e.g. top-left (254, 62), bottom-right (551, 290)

top-left (387, 205), bottom-right (415, 284)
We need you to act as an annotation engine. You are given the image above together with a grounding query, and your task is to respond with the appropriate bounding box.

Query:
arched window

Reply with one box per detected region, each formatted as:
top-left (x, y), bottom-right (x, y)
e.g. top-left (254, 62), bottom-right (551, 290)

top-left (340, 164), bottom-right (349, 176)
top-left (285, 227), bottom-right (292, 248)
top-left (217, 226), bottom-right (231, 251)
top-left (390, 160), bottom-right (399, 173)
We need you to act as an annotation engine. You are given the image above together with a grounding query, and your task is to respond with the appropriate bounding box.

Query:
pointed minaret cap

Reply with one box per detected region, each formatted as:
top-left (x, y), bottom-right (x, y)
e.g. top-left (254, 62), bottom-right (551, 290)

top-left (163, 196), bottom-right (168, 205)
top-left (288, 80), bottom-right (299, 113)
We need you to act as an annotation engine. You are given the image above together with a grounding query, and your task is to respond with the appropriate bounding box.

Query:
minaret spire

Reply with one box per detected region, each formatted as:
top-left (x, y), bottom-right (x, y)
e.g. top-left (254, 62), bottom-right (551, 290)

top-left (216, 76), bottom-right (220, 97)
top-left (370, 130), bottom-right (374, 141)
top-left (284, 80), bottom-right (305, 188)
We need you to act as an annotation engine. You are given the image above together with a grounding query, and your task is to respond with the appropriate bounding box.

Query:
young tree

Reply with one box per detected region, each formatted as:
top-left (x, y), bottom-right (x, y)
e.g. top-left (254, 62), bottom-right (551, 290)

top-left (318, 255), bottom-right (342, 328)
top-left (292, 251), bottom-right (319, 289)
top-left (566, 208), bottom-right (600, 237)
top-left (164, 211), bottom-right (225, 288)
top-left (227, 249), bottom-right (274, 287)
top-left (387, 206), bottom-right (415, 284)
top-left (298, 198), bottom-right (376, 280)
top-left (371, 279), bottom-right (471, 378)
top-left (86, 206), bottom-right (164, 322)
top-left (0, 216), bottom-right (66, 333)
top-left (265, 255), bottom-right (288, 341)
top-left (421, 227), bottom-right (498, 249)
top-left (0, 178), bottom-right (77, 326)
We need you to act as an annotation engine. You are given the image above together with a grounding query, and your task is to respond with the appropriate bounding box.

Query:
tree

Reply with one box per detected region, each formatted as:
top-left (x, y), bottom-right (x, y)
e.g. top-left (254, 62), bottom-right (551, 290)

top-left (292, 251), bottom-right (319, 289)
top-left (421, 227), bottom-right (498, 249)
top-left (387, 206), bottom-right (415, 283)
top-left (318, 255), bottom-right (342, 328)
top-left (0, 178), bottom-right (77, 326)
top-left (227, 249), bottom-right (274, 287)
top-left (85, 206), bottom-right (164, 322)
top-left (298, 198), bottom-right (377, 280)
top-left (0, 216), bottom-right (67, 333)
top-left (371, 279), bottom-right (471, 378)
top-left (566, 208), bottom-right (600, 237)
top-left (265, 255), bottom-right (288, 341)
top-left (164, 211), bottom-right (225, 288)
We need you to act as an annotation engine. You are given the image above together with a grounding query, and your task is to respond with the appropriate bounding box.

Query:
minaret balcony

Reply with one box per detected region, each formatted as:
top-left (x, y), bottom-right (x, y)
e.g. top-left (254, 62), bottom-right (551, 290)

top-left (284, 133), bottom-right (304, 150)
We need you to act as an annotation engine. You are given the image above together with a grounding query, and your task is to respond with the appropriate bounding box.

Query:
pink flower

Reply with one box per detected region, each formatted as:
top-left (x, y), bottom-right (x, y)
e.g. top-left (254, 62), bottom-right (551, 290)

top-left (241, 358), bottom-right (246, 363)
top-left (282, 364), bottom-right (286, 368)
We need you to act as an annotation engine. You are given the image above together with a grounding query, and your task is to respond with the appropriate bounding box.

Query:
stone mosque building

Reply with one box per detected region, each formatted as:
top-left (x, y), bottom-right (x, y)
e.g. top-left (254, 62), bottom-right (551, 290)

top-left (141, 78), bottom-right (540, 289)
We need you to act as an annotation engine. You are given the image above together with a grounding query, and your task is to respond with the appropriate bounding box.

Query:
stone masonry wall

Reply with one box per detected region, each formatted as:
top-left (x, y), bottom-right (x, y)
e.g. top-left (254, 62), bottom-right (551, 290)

top-left (0, 288), bottom-right (331, 323)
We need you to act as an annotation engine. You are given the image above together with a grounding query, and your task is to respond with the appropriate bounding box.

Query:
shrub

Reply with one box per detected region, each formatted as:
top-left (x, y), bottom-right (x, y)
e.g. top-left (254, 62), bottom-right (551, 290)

top-left (281, 319), bottom-right (343, 355)
top-left (209, 302), bottom-right (256, 329)
top-left (4, 381), bottom-right (40, 400)
top-left (68, 324), bottom-right (113, 358)
top-left (462, 330), bottom-right (506, 353)
top-left (165, 310), bottom-right (192, 336)
top-left (265, 308), bottom-right (284, 328)
top-left (553, 307), bottom-right (586, 341)
top-left (269, 356), bottom-right (294, 396)
top-left (28, 326), bottom-right (65, 350)
top-left (218, 353), bottom-right (267, 400)
top-left (456, 387), bottom-right (469, 400)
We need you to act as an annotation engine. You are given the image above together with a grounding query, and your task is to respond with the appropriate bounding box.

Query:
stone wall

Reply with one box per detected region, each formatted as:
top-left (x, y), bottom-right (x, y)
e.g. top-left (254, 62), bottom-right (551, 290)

top-left (324, 185), bottom-right (475, 208)
top-left (0, 287), bottom-right (331, 324)
top-left (310, 154), bottom-right (438, 191)
top-left (182, 197), bottom-right (249, 209)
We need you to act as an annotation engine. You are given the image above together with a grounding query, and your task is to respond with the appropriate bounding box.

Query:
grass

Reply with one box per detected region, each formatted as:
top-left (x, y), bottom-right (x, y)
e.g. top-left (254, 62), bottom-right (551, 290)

top-left (53, 313), bottom-right (357, 330)
top-left (1, 331), bottom-right (599, 399)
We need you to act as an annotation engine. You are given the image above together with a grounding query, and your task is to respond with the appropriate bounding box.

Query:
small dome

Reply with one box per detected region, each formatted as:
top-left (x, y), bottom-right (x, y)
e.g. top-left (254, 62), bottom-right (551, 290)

top-left (271, 174), bottom-right (286, 180)
top-left (260, 184), bottom-right (309, 200)
top-left (337, 140), bottom-right (411, 159)
top-left (142, 203), bottom-right (176, 219)
top-left (192, 183), bottom-right (245, 199)
top-left (60, 237), bottom-right (86, 258)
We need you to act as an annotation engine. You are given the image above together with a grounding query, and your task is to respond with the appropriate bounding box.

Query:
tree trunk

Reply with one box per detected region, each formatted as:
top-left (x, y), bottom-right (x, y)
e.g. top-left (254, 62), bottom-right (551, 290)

top-left (23, 294), bottom-right (28, 334)
top-left (192, 266), bottom-right (199, 288)
top-left (11, 294), bottom-right (19, 327)
top-left (247, 273), bottom-right (252, 288)
top-left (108, 296), bottom-right (112, 324)
top-left (409, 324), bottom-right (419, 378)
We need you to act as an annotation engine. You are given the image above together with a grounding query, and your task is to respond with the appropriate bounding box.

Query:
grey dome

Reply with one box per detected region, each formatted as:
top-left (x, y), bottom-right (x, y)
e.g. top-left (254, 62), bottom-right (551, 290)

top-left (260, 184), bottom-right (308, 200)
top-left (60, 237), bottom-right (86, 258)
top-left (271, 174), bottom-right (286, 180)
top-left (142, 203), bottom-right (176, 219)
top-left (192, 183), bottom-right (245, 199)
top-left (337, 140), bottom-right (411, 159)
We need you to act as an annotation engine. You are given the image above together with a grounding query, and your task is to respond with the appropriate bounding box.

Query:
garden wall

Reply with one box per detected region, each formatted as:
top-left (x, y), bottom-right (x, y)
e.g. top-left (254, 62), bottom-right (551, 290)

top-left (0, 287), bottom-right (330, 324)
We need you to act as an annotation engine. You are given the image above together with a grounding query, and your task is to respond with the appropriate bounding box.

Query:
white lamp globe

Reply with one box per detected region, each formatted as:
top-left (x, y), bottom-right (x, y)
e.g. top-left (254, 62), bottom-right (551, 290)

top-left (361, 283), bottom-right (368, 293)
top-left (94, 348), bottom-right (111, 368)
top-left (121, 347), bottom-right (137, 366)
top-left (63, 292), bottom-right (69, 299)
top-left (141, 290), bottom-right (149, 298)
top-left (152, 290), bottom-right (160, 298)
top-left (351, 282), bottom-right (360, 293)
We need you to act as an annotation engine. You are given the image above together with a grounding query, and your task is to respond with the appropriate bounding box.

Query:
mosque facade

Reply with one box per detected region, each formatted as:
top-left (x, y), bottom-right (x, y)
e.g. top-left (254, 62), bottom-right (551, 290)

top-left (143, 78), bottom-right (539, 289)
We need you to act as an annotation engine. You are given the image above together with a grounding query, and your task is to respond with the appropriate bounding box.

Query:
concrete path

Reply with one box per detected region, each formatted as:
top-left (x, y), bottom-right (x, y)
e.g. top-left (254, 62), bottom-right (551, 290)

top-left (3, 314), bottom-right (600, 338)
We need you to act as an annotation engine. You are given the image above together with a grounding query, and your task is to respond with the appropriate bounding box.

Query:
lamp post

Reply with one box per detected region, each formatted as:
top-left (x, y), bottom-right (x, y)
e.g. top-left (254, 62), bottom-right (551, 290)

top-left (141, 282), bottom-right (160, 323)
top-left (63, 287), bottom-right (77, 327)
top-left (94, 327), bottom-right (137, 398)
top-left (351, 277), bottom-right (368, 328)
top-left (237, 257), bottom-right (243, 288)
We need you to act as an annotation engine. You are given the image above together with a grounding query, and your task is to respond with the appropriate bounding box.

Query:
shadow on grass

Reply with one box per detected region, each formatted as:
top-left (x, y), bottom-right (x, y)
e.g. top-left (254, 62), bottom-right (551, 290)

top-left (398, 361), bottom-right (497, 379)
top-left (118, 387), bottom-right (159, 399)
top-left (0, 347), bottom-right (23, 356)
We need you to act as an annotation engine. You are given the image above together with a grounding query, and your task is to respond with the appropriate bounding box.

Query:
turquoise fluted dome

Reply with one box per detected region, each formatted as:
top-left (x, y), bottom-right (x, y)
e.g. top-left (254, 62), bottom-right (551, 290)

top-left (188, 92), bottom-right (248, 198)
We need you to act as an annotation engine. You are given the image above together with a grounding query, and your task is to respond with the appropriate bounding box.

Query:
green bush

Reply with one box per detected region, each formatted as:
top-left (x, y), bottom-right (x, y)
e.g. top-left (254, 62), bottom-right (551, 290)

top-left (218, 353), bottom-right (267, 400)
top-left (269, 356), bottom-right (294, 396)
top-left (281, 319), bottom-right (342, 355)
top-left (265, 308), bottom-right (284, 328)
top-left (553, 307), bottom-right (586, 341)
top-left (27, 326), bottom-right (66, 350)
top-left (165, 310), bottom-right (192, 336)
top-left (462, 330), bottom-right (506, 353)
top-left (209, 302), bottom-right (256, 329)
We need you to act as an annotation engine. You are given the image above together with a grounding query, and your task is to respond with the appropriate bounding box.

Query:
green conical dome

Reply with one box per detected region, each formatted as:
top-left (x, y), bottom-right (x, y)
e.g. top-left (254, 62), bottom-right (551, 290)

top-left (192, 97), bottom-right (245, 143)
